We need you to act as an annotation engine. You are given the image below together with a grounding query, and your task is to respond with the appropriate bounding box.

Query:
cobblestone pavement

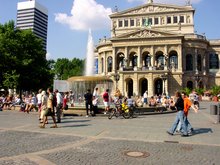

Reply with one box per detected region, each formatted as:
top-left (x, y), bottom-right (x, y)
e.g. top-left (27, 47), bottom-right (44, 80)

top-left (0, 101), bottom-right (220, 165)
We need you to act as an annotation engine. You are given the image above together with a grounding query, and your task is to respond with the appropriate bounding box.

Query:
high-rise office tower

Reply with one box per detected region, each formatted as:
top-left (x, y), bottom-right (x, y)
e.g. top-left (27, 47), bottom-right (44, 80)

top-left (16, 0), bottom-right (48, 50)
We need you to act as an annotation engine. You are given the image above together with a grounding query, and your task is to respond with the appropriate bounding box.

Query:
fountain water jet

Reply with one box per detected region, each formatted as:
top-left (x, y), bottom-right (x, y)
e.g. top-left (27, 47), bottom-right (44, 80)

top-left (67, 29), bottom-right (113, 104)
top-left (85, 29), bottom-right (94, 76)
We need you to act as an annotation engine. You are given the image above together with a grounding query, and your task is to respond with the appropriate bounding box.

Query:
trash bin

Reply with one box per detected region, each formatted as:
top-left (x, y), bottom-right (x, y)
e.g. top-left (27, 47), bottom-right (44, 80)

top-left (210, 105), bottom-right (217, 115)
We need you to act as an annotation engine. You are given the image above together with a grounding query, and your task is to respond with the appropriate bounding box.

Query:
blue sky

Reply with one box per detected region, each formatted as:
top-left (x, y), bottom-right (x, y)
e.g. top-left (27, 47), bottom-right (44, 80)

top-left (0, 0), bottom-right (220, 60)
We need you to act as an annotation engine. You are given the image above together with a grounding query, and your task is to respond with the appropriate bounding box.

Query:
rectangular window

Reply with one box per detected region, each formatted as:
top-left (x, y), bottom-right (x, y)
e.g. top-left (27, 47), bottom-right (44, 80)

top-left (154, 17), bottom-right (159, 25)
top-left (148, 18), bottom-right (152, 25)
top-left (142, 18), bottom-right (146, 26)
top-left (130, 19), bottom-right (134, 26)
top-left (173, 16), bottom-right (178, 23)
top-left (167, 17), bottom-right (171, 24)
top-left (124, 20), bottom-right (128, 27)
top-left (118, 20), bottom-right (123, 27)
top-left (180, 16), bottom-right (184, 23)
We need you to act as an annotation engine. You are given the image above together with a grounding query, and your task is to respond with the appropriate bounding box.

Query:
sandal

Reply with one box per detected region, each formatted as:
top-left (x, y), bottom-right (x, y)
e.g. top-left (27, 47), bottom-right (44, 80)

top-left (50, 125), bottom-right (58, 128)
top-left (39, 125), bottom-right (45, 128)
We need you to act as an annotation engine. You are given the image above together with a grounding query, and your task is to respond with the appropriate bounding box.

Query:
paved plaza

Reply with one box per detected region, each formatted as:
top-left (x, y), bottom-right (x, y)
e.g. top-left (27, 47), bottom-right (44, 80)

top-left (0, 101), bottom-right (220, 165)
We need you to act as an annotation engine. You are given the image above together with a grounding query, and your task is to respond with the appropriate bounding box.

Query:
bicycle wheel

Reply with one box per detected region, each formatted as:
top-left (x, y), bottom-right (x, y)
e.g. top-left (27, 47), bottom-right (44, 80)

top-left (108, 109), bottom-right (115, 119)
top-left (131, 107), bottom-right (139, 118)
top-left (122, 109), bottom-right (131, 119)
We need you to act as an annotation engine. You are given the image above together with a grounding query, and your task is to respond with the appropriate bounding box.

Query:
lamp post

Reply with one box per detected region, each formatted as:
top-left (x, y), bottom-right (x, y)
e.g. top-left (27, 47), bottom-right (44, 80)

top-left (161, 73), bottom-right (167, 95)
top-left (194, 72), bottom-right (200, 88)
top-left (114, 73), bottom-right (120, 90)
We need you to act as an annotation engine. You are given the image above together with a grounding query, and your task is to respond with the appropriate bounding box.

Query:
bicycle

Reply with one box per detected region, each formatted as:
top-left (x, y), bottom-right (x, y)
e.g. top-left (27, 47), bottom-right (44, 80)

top-left (108, 102), bottom-right (131, 119)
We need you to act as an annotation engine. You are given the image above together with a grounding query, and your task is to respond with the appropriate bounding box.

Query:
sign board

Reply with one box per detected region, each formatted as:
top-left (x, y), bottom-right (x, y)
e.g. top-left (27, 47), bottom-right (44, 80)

top-left (53, 80), bottom-right (69, 93)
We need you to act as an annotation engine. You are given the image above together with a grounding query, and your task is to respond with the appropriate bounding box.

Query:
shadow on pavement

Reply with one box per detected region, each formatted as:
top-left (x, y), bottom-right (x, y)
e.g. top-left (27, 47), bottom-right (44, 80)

top-left (61, 124), bottom-right (90, 128)
top-left (60, 120), bottom-right (91, 124)
top-left (192, 128), bottom-right (213, 135)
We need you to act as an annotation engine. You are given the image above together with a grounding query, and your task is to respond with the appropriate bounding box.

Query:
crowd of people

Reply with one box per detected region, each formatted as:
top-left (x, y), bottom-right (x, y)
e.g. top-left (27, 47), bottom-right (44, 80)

top-left (0, 87), bottom-right (200, 133)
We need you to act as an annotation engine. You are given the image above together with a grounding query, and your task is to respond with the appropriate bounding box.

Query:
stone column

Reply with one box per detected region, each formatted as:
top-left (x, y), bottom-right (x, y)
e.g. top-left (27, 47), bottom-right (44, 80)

top-left (133, 73), bottom-right (138, 96)
top-left (217, 53), bottom-right (220, 75)
top-left (150, 46), bottom-right (154, 69)
top-left (178, 44), bottom-right (183, 72)
top-left (164, 45), bottom-right (168, 70)
top-left (194, 49), bottom-right (198, 72)
top-left (112, 47), bottom-right (116, 72)
top-left (148, 73), bottom-right (154, 97)
top-left (125, 47), bottom-right (128, 68)
top-left (103, 52), bottom-right (107, 75)
top-left (137, 46), bottom-right (141, 68)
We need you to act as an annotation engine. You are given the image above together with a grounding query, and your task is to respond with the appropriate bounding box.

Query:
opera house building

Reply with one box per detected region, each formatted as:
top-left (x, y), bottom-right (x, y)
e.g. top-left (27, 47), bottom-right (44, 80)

top-left (95, 0), bottom-right (220, 97)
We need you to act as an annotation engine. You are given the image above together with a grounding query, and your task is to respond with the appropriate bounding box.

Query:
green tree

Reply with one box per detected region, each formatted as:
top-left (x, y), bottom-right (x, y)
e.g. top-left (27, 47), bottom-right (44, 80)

top-left (54, 58), bottom-right (84, 80)
top-left (0, 21), bottom-right (54, 92)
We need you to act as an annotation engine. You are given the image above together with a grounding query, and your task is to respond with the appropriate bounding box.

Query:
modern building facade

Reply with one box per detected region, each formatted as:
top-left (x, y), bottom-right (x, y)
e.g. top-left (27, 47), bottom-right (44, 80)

top-left (95, 0), bottom-right (220, 97)
top-left (16, 0), bottom-right (48, 50)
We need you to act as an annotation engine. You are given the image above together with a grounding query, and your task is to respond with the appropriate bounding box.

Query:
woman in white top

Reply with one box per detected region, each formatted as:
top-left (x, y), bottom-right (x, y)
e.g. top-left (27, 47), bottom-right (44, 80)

top-left (40, 91), bottom-right (48, 123)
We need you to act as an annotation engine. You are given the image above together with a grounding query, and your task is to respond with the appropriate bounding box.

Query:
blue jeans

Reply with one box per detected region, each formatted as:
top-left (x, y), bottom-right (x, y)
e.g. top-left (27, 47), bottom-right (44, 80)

top-left (169, 111), bottom-right (188, 135)
top-left (176, 116), bottom-right (192, 133)
top-left (184, 117), bottom-right (192, 133)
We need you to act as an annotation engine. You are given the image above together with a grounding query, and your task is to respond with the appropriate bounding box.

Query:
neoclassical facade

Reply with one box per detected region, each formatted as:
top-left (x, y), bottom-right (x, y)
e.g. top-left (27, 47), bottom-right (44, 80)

top-left (95, 1), bottom-right (220, 97)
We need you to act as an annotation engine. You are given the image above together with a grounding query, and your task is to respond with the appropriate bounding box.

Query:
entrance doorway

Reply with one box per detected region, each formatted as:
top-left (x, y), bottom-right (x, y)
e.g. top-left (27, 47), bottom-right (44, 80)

top-left (187, 81), bottom-right (193, 90)
top-left (140, 78), bottom-right (148, 96)
top-left (155, 79), bottom-right (163, 95)
top-left (126, 79), bottom-right (133, 97)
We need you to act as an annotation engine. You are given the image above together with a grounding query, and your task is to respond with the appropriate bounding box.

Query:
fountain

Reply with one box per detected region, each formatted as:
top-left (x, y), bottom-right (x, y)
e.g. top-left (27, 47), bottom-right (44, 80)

top-left (67, 29), bottom-right (113, 105)
top-left (85, 29), bottom-right (94, 76)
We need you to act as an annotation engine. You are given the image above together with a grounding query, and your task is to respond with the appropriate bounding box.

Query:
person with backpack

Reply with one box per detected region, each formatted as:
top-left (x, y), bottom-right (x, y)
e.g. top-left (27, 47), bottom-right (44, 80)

top-left (40, 88), bottom-right (57, 128)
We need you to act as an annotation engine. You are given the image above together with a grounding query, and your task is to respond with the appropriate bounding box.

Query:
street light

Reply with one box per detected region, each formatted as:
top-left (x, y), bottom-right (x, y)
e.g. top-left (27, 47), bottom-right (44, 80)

top-left (114, 73), bottom-right (120, 90)
top-left (194, 72), bottom-right (200, 88)
top-left (161, 73), bottom-right (168, 95)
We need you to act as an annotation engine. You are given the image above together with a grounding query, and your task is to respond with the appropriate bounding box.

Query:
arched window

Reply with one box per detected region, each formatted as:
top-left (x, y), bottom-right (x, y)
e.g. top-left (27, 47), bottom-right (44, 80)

top-left (155, 51), bottom-right (164, 70)
top-left (186, 54), bottom-right (193, 71)
top-left (209, 54), bottom-right (219, 69)
top-left (144, 55), bottom-right (151, 67)
top-left (169, 51), bottom-right (178, 69)
top-left (197, 54), bottom-right (202, 71)
top-left (107, 56), bottom-right (112, 72)
top-left (132, 54), bottom-right (138, 67)
top-left (117, 53), bottom-right (125, 70)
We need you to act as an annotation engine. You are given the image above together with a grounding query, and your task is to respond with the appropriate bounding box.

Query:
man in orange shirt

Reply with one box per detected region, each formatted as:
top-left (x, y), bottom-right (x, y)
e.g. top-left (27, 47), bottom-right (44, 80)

top-left (182, 92), bottom-right (198, 135)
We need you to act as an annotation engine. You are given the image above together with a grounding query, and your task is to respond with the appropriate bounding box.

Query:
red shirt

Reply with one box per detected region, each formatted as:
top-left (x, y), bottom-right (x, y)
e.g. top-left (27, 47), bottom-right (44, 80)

top-left (103, 92), bottom-right (109, 102)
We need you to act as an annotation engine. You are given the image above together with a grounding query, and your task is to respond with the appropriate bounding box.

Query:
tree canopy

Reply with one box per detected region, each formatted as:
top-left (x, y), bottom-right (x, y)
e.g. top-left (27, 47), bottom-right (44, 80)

top-left (0, 21), bottom-right (54, 92)
top-left (53, 58), bottom-right (84, 80)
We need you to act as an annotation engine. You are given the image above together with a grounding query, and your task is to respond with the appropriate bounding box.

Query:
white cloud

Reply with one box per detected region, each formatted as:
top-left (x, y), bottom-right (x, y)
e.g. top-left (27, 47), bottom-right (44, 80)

top-left (127, 0), bottom-right (202, 5)
top-left (55, 0), bottom-right (112, 31)
top-left (46, 52), bottom-right (52, 60)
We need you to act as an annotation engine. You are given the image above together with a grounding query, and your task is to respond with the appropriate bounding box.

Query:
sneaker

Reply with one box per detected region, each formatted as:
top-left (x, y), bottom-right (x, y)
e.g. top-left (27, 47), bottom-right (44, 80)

top-left (166, 131), bottom-right (173, 136)
top-left (86, 115), bottom-right (89, 117)
top-left (104, 112), bottom-right (107, 115)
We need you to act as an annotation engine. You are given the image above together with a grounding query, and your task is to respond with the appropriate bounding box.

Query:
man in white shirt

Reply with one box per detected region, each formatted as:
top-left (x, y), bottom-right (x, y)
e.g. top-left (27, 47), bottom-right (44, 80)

top-left (55, 89), bottom-right (63, 123)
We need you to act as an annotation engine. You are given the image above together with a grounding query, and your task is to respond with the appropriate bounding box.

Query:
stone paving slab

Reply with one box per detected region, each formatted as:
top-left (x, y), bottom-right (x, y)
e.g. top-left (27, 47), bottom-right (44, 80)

top-left (0, 101), bottom-right (219, 164)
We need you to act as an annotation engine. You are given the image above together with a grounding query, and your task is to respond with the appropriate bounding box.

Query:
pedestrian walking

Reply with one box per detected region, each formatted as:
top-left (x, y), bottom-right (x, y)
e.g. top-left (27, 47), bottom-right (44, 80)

top-left (167, 91), bottom-right (188, 137)
top-left (55, 89), bottom-right (63, 123)
top-left (40, 88), bottom-right (57, 128)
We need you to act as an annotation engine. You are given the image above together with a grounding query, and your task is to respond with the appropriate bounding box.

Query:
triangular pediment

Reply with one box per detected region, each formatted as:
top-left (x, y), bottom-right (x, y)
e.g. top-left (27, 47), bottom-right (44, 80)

top-left (110, 3), bottom-right (194, 17)
top-left (114, 28), bottom-right (182, 39)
